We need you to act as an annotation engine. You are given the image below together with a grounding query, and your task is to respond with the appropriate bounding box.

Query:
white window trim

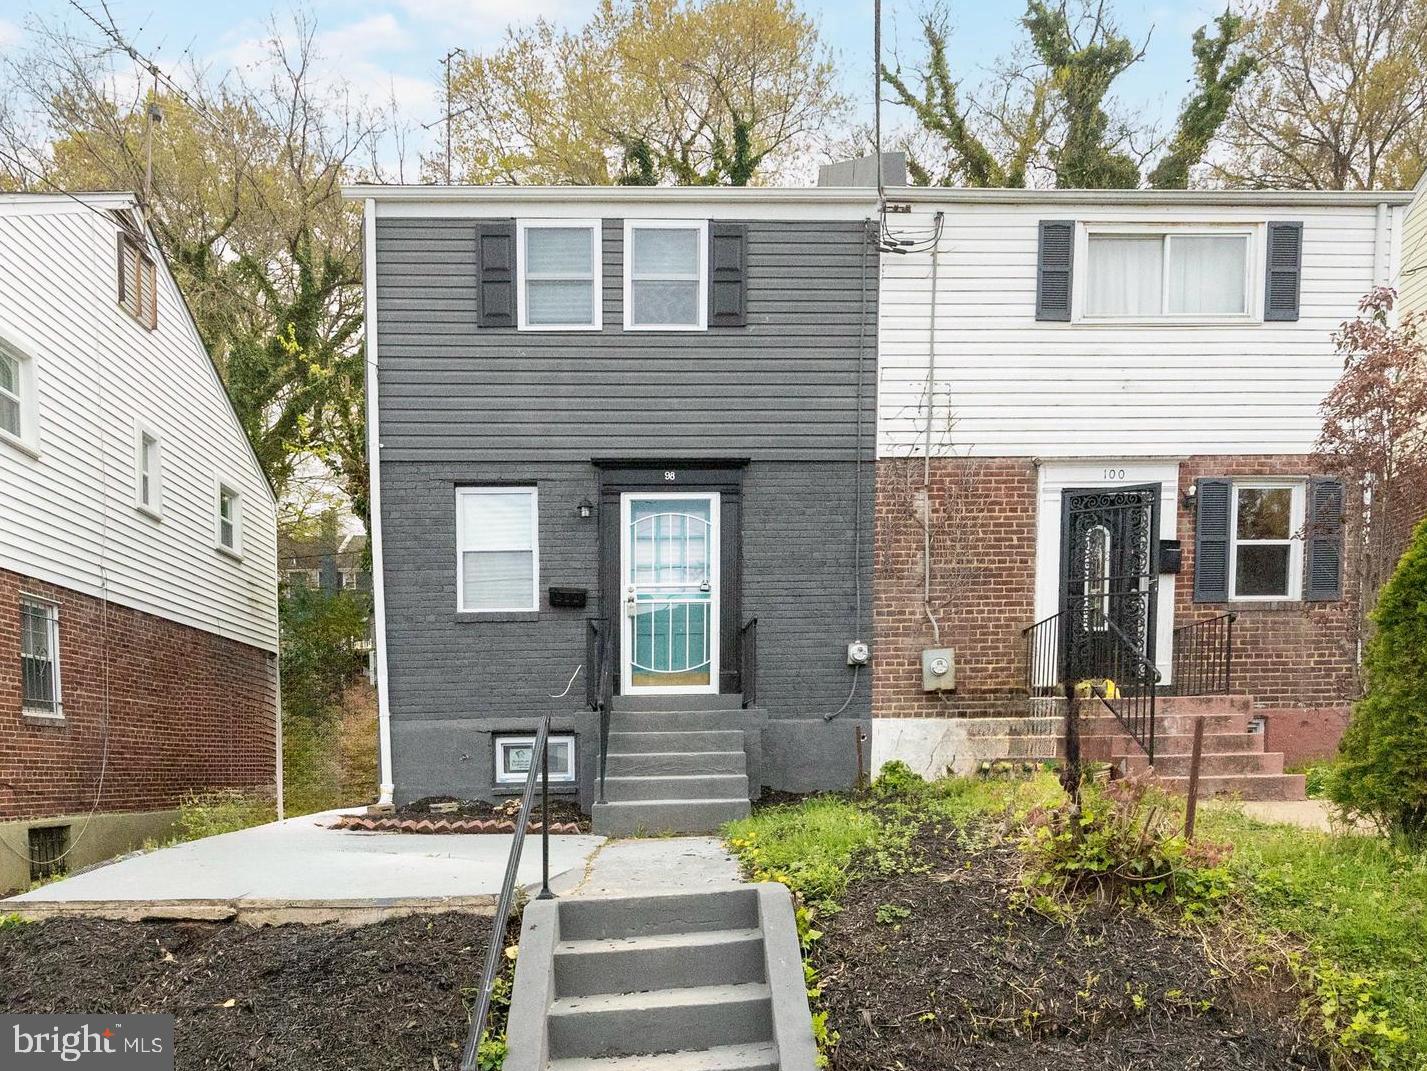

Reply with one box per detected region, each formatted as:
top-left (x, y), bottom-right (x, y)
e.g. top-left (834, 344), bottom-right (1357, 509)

top-left (1228, 480), bottom-right (1306, 602)
top-left (517, 219), bottom-right (603, 332)
top-left (494, 733), bottom-right (577, 785)
top-left (456, 486), bottom-right (541, 613)
top-left (1074, 222), bottom-right (1261, 326)
top-left (133, 419), bottom-right (163, 520)
top-left (622, 219), bottom-right (708, 332)
top-left (0, 334), bottom-right (41, 458)
top-left (20, 594), bottom-right (63, 720)
top-left (214, 478), bottom-right (244, 559)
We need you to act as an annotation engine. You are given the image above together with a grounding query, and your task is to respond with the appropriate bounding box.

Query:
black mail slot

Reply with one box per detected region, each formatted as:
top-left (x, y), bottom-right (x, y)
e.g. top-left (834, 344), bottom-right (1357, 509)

top-left (548, 586), bottom-right (588, 609)
top-left (1158, 540), bottom-right (1183, 574)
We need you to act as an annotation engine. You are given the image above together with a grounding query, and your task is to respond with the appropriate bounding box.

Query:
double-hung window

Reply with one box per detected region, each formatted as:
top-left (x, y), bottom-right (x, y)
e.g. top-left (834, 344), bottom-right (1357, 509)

top-left (457, 487), bottom-right (540, 612)
top-left (135, 423), bottom-right (162, 517)
top-left (624, 221), bottom-right (707, 330)
top-left (0, 346), bottom-right (22, 441)
top-left (216, 482), bottom-right (242, 556)
top-left (1229, 482), bottom-right (1305, 600)
top-left (1083, 227), bottom-right (1253, 320)
top-left (20, 598), bottom-right (62, 717)
top-left (518, 221), bottom-right (601, 330)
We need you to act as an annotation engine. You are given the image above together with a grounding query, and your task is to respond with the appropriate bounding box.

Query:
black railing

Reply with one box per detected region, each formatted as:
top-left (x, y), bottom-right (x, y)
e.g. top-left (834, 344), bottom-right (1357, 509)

top-left (458, 712), bottom-right (554, 1071)
top-left (1022, 611), bottom-right (1065, 697)
top-left (739, 617), bottom-right (758, 708)
top-left (1085, 614), bottom-right (1162, 766)
top-left (587, 618), bottom-right (615, 806)
top-left (1172, 612), bottom-right (1236, 696)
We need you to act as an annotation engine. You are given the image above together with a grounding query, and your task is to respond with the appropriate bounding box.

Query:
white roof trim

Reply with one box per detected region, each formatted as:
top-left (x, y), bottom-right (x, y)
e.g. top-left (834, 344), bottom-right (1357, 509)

top-left (888, 187), bottom-right (1415, 207)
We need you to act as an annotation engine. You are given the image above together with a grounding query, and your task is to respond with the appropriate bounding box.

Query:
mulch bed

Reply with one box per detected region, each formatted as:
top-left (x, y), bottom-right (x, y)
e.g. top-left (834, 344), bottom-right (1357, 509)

top-left (333, 796), bottom-right (590, 835)
top-left (0, 913), bottom-right (508, 1070)
top-left (817, 818), bottom-right (1327, 1071)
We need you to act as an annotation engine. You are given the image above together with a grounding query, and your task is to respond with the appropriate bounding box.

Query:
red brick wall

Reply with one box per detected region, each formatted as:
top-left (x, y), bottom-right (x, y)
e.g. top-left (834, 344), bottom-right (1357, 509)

top-left (873, 458), bottom-right (1039, 719)
top-left (0, 568), bottom-right (277, 821)
top-left (872, 456), bottom-right (1362, 759)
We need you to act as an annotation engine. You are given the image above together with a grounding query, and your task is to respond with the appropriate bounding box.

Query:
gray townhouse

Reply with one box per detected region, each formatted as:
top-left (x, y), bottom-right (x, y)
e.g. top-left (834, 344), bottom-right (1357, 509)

top-left (345, 185), bottom-right (881, 832)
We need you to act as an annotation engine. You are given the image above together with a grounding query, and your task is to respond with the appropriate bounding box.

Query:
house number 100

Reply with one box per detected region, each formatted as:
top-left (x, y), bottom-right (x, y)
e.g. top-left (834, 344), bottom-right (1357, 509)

top-left (1103, 468), bottom-right (1126, 480)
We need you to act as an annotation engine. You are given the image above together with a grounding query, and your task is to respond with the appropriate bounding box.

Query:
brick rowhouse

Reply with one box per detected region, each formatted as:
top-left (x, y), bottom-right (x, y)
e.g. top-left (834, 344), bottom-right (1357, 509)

top-left (872, 456), bottom-right (1360, 765)
top-left (0, 567), bottom-right (277, 822)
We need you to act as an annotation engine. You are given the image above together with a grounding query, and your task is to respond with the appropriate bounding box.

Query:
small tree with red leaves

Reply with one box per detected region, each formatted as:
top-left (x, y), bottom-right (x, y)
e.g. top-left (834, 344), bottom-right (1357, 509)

top-left (1316, 287), bottom-right (1427, 632)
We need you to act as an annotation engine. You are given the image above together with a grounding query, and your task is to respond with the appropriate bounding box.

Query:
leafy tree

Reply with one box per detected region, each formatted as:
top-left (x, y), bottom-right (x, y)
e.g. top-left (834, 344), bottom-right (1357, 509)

top-left (885, 2), bottom-right (1248, 189)
top-left (446, 0), bottom-right (846, 185)
top-left (1212, 0), bottom-right (1427, 189)
top-left (1330, 512), bottom-right (1427, 837)
top-left (1148, 11), bottom-right (1256, 188)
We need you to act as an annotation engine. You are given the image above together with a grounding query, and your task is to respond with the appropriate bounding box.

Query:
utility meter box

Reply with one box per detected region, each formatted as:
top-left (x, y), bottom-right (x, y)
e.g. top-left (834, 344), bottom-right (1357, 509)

top-left (922, 647), bottom-right (955, 692)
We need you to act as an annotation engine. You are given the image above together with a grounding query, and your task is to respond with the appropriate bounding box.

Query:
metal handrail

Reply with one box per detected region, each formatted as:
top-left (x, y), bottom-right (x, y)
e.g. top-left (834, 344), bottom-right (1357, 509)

top-left (1171, 612), bottom-right (1237, 696)
top-left (1022, 611), bottom-right (1066, 696)
top-left (1086, 614), bottom-right (1162, 765)
top-left (458, 713), bottom-right (553, 1071)
top-left (740, 617), bottom-right (758, 708)
top-left (596, 624), bottom-right (615, 806)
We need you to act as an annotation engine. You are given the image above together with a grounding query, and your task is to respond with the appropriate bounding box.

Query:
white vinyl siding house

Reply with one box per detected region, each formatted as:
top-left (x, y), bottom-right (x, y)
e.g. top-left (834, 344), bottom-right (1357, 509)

top-left (0, 193), bottom-right (278, 653)
top-left (878, 191), bottom-right (1411, 459)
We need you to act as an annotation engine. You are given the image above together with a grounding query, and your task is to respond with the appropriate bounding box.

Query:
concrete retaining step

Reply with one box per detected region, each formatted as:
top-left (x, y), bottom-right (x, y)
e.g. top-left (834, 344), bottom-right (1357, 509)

top-left (611, 694), bottom-right (746, 713)
top-left (603, 774), bottom-right (751, 802)
top-left (609, 710), bottom-right (746, 733)
top-left (592, 798), bottom-right (751, 837)
top-left (1119, 751), bottom-right (1284, 777)
top-left (1157, 695), bottom-right (1254, 715)
top-left (1152, 773), bottom-right (1307, 801)
top-left (1082, 731), bottom-right (1264, 760)
top-left (605, 751), bottom-right (747, 777)
top-left (1079, 712), bottom-right (1249, 736)
top-left (607, 730), bottom-right (747, 753)
top-left (549, 982), bottom-right (773, 1059)
top-left (558, 888), bottom-right (759, 942)
top-left (547, 1042), bottom-right (780, 1071)
top-left (554, 928), bottom-right (765, 997)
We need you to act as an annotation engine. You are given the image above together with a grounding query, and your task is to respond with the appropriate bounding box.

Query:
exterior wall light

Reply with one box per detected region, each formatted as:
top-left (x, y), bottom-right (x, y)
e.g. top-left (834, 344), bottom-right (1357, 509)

top-left (577, 498), bottom-right (594, 520)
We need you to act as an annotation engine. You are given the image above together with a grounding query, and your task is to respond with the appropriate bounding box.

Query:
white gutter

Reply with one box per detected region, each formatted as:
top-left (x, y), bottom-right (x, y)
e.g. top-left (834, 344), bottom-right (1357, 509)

top-left (363, 196), bottom-right (395, 807)
top-left (887, 187), bottom-right (1416, 207)
top-left (340, 184), bottom-right (880, 207)
top-left (1375, 202), bottom-right (1390, 287)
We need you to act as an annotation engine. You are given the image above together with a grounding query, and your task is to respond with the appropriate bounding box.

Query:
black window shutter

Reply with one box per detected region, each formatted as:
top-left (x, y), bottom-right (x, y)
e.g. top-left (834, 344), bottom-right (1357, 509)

top-left (1194, 478), bottom-right (1232, 602)
top-left (1306, 477), bottom-right (1345, 601)
top-left (1264, 221), bottom-right (1303, 322)
top-left (1035, 220), bottom-right (1074, 321)
top-left (708, 222), bottom-right (748, 327)
top-left (476, 220), bottom-right (516, 328)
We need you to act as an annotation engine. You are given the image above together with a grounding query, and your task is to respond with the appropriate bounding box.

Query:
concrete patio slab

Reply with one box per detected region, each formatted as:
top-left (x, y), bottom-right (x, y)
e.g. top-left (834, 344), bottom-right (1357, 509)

top-left (555, 835), bottom-right (744, 898)
top-left (3, 810), bottom-right (605, 924)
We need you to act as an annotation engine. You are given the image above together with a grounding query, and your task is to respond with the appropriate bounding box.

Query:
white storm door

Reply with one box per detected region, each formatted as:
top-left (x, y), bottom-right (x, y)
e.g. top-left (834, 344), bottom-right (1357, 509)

top-left (620, 492), bottom-right (720, 694)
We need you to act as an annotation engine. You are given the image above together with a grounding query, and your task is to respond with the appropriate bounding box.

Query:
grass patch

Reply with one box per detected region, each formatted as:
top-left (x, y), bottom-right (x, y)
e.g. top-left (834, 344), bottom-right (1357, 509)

top-left (726, 795), bottom-right (880, 906)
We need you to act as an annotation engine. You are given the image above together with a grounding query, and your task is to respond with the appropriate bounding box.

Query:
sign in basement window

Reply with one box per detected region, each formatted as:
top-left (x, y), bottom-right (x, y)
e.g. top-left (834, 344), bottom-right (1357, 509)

top-left (495, 734), bottom-right (576, 785)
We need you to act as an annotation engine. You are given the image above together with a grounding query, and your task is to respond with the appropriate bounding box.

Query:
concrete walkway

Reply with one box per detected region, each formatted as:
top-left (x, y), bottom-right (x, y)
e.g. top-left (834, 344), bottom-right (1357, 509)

top-left (1208, 798), bottom-right (1376, 834)
top-left (553, 835), bottom-right (744, 898)
top-left (3, 810), bottom-right (605, 923)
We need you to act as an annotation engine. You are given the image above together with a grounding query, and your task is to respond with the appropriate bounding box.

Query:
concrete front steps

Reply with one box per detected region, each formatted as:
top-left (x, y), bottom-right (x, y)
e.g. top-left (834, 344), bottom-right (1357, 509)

top-left (1080, 695), bottom-right (1305, 801)
top-left (505, 885), bottom-right (817, 1071)
top-left (593, 696), bottom-right (753, 836)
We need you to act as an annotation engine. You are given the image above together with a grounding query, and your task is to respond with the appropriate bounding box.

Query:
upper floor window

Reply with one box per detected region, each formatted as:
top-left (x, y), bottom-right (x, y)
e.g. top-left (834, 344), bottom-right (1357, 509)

top-left (1229, 482), bottom-right (1304, 600)
top-left (1083, 227), bottom-right (1251, 320)
top-left (20, 597), bottom-right (62, 718)
top-left (518, 221), bottom-right (601, 331)
top-left (134, 423), bottom-right (162, 518)
top-left (216, 481), bottom-right (243, 557)
top-left (457, 487), bottom-right (539, 612)
top-left (117, 233), bottom-right (159, 330)
top-left (0, 346), bottom-right (22, 440)
top-left (624, 221), bottom-right (707, 330)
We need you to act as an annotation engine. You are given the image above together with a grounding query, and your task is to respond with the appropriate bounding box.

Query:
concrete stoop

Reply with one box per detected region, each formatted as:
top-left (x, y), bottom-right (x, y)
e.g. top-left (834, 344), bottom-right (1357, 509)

top-left (1080, 695), bottom-right (1306, 801)
top-left (504, 885), bottom-right (817, 1071)
top-left (592, 698), bottom-right (755, 836)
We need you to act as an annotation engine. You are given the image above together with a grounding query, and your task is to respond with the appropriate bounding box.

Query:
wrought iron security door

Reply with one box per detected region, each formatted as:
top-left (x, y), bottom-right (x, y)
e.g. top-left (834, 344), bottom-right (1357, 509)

top-left (620, 492), bottom-right (720, 694)
top-left (1059, 485), bottom-right (1160, 684)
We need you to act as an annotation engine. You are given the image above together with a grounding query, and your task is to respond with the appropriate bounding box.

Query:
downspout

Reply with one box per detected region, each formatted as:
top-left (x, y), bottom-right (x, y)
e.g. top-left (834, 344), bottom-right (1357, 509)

top-left (274, 654), bottom-right (284, 820)
top-left (1374, 201), bottom-right (1389, 290)
top-left (923, 225), bottom-right (941, 644)
top-left (364, 196), bottom-right (396, 807)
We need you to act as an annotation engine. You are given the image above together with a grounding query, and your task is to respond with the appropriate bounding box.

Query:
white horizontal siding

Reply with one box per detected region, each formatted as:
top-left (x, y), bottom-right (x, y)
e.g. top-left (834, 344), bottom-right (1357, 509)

top-left (1399, 185), bottom-right (1427, 314)
top-left (878, 201), bottom-right (1395, 458)
top-left (0, 202), bottom-right (278, 651)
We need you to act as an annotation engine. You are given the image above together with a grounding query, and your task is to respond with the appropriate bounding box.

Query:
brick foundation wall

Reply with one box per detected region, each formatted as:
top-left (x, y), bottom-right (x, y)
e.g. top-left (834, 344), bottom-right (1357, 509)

top-left (872, 456), bottom-right (1362, 758)
top-left (0, 568), bottom-right (277, 821)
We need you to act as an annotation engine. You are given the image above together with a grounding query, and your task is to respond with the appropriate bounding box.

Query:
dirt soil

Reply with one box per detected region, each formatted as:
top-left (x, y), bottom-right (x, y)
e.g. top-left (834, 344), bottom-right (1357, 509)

top-left (0, 912), bottom-right (509, 1070)
top-left (817, 818), bottom-right (1327, 1071)
top-left (398, 796), bottom-right (590, 832)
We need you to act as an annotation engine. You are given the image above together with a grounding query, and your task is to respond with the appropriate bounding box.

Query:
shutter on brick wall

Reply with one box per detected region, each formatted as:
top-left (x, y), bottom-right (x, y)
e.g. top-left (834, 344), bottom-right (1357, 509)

top-left (708, 222), bottom-right (748, 327)
top-left (1264, 221), bottom-right (1303, 321)
top-left (1306, 477), bottom-right (1345, 601)
top-left (1035, 220), bottom-right (1074, 321)
top-left (475, 220), bottom-right (516, 328)
top-left (1194, 478), bottom-right (1232, 602)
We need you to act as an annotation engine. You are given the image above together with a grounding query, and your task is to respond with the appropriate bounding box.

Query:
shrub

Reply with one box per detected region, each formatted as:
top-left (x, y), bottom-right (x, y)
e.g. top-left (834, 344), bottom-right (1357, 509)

top-left (1020, 774), bottom-right (1235, 921)
top-left (174, 789), bottom-right (276, 842)
top-left (869, 760), bottom-right (927, 799)
top-left (1331, 513), bottom-right (1427, 837)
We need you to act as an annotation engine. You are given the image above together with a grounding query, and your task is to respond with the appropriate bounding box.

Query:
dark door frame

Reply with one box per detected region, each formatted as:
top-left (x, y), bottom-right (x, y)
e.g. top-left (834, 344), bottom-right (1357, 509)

top-left (593, 459), bottom-right (747, 695)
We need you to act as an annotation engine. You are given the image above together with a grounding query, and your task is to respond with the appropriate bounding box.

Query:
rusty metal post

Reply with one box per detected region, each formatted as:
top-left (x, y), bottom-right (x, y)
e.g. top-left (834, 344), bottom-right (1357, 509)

top-left (1184, 717), bottom-right (1206, 840)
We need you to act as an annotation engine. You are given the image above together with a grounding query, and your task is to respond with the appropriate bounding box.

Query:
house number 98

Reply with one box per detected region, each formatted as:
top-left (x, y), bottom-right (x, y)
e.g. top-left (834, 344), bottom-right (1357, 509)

top-left (1103, 468), bottom-right (1126, 480)
top-left (664, 471), bottom-right (677, 481)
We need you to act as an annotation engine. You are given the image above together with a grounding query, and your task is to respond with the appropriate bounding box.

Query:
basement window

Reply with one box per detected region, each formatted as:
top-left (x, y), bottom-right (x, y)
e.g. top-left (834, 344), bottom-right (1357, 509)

top-left (28, 825), bottom-right (69, 883)
top-left (494, 734), bottom-right (576, 785)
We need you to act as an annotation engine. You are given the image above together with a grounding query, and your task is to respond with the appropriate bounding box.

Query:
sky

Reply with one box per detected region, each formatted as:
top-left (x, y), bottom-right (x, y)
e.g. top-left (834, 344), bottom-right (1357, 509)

top-left (1, 0), bottom-right (1229, 174)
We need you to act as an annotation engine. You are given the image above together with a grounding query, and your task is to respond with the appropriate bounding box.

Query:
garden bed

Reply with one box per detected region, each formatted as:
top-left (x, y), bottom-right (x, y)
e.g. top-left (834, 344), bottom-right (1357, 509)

top-left (0, 912), bottom-right (506, 1070)
top-left (334, 796), bottom-right (590, 834)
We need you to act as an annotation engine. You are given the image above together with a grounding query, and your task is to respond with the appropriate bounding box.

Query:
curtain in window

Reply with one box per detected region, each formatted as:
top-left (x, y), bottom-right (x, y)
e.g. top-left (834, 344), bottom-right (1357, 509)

top-left (461, 492), bottom-right (536, 610)
top-left (526, 228), bottom-right (595, 326)
top-left (1086, 237), bottom-right (1161, 316)
top-left (1168, 236), bottom-right (1246, 314)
